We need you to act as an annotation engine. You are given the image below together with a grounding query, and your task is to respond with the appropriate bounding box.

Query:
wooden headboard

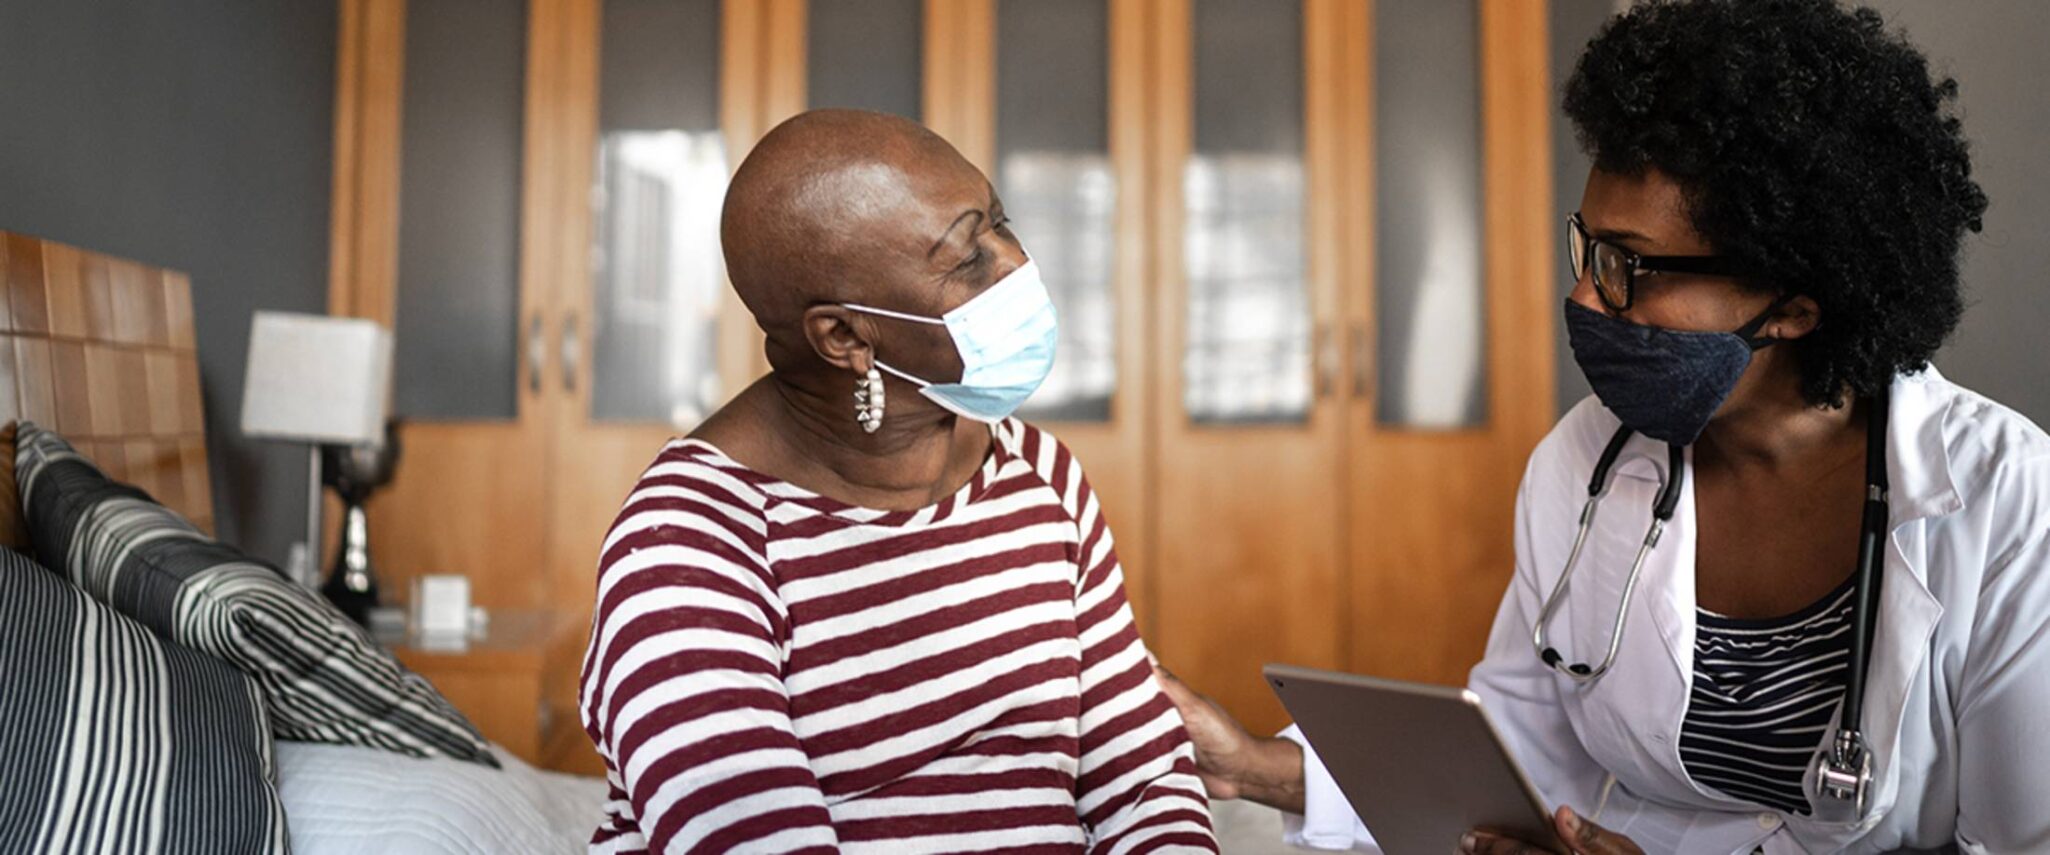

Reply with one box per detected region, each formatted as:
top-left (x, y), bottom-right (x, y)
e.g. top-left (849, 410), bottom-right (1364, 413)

top-left (1, 231), bottom-right (213, 533)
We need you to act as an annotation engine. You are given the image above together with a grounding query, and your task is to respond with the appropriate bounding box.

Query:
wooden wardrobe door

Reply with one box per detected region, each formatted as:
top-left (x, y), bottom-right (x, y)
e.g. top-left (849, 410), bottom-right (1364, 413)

top-left (330, 0), bottom-right (552, 612)
top-left (1342, 0), bottom-right (1556, 686)
top-left (540, 0), bottom-right (776, 618)
top-left (1144, 0), bottom-right (1351, 735)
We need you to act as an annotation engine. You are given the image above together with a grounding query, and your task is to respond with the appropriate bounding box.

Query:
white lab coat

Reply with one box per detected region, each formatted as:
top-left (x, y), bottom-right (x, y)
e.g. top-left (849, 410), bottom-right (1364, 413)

top-left (1281, 370), bottom-right (2050, 854)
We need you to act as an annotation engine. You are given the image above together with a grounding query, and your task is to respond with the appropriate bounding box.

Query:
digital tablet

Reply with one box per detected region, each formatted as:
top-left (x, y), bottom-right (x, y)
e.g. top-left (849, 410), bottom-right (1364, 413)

top-left (1265, 663), bottom-right (1565, 855)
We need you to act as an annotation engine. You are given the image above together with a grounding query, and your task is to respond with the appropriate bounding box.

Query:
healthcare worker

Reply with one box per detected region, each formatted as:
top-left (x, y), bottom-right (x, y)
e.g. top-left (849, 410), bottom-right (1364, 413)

top-left (1154, 1), bottom-right (2050, 852)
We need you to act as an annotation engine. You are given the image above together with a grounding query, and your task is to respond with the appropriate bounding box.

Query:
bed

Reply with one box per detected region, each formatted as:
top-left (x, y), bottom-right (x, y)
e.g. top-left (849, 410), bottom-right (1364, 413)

top-left (0, 230), bottom-right (608, 854)
top-left (274, 742), bottom-right (604, 853)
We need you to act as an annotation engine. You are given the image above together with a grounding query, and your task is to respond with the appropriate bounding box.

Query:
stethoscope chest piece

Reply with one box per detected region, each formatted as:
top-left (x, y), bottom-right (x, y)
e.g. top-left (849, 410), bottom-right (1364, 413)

top-left (1814, 727), bottom-right (1872, 823)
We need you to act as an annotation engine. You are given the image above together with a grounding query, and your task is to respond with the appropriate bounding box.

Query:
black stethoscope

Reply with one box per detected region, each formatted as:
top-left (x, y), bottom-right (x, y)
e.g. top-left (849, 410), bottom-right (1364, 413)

top-left (1530, 390), bottom-right (1891, 818)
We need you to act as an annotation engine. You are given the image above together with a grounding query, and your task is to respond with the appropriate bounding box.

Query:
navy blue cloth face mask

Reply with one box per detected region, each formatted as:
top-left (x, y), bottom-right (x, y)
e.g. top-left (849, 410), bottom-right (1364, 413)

top-left (1564, 298), bottom-right (1782, 446)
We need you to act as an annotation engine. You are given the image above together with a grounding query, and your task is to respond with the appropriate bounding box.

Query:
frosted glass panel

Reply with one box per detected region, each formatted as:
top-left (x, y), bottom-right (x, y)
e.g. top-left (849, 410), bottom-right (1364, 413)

top-left (996, 0), bottom-right (1115, 422)
top-left (1374, 0), bottom-right (1487, 428)
top-left (393, 0), bottom-right (525, 421)
top-left (1183, 0), bottom-right (1309, 425)
top-left (807, 0), bottom-right (922, 119)
top-left (588, 0), bottom-right (728, 427)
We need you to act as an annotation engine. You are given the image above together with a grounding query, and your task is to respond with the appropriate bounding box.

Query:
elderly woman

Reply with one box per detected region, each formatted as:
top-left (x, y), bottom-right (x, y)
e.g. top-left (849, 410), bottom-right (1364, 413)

top-left (578, 110), bottom-right (1215, 853)
top-left (1159, 1), bottom-right (2049, 853)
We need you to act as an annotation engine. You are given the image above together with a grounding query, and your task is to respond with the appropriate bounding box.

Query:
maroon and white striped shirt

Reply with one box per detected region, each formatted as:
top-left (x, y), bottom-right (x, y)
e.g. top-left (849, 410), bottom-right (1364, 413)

top-left (579, 419), bottom-right (1216, 853)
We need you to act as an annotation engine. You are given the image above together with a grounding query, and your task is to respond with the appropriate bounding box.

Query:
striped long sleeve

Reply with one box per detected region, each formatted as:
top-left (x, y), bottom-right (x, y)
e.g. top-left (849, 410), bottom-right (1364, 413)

top-left (1035, 435), bottom-right (1217, 853)
top-left (581, 454), bottom-right (838, 853)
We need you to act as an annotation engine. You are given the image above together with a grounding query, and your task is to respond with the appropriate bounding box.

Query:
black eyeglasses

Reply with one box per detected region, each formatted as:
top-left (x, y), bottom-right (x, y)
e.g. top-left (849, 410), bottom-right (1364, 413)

top-left (1567, 213), bottom-right (1749, 312)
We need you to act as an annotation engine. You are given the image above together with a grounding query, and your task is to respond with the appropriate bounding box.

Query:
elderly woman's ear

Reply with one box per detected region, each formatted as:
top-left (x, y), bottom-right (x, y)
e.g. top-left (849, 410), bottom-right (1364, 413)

top-left (801, 304), bottom-right (874, 373)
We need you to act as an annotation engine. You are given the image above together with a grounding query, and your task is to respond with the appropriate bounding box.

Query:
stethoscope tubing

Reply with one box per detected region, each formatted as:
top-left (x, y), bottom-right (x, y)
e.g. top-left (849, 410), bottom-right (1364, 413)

top-left (1532, 432), bottom-right (1683, 683)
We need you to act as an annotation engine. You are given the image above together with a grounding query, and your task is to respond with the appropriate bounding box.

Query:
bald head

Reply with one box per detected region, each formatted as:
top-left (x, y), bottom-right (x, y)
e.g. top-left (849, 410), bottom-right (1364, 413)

top-left (721, 110), bottom-right (987, 337)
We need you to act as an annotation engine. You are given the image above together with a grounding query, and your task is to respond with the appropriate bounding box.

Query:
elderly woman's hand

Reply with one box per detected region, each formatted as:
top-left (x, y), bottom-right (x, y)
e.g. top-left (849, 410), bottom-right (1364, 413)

top-left (1153, 664), bottom-right (1307, 813)
top-left (1458, 807), bottom-right (1645, 855)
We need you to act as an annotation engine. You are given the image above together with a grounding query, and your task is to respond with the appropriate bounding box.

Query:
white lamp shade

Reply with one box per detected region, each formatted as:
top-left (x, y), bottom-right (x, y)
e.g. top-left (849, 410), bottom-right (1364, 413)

top-left (240, 311), bottom-right (394, 446)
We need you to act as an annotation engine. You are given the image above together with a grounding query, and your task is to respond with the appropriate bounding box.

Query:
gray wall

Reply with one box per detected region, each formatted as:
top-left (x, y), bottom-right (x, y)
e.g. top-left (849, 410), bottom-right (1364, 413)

top-left (1549, 0), bottom-right (2050, 428)
top-left (1872, 1), bottom-right (2050, 427)
top-left (1549, 0), bottom-right (1612, 414)
top-left (0, 0), bottom-right (337, 564)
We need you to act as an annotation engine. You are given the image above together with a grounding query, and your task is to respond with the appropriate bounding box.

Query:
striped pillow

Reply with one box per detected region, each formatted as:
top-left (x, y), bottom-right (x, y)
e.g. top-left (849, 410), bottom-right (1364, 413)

top-left (0, 546), bottom-right (288, 854)
top-left (15, 421), bottom-right (498, 767)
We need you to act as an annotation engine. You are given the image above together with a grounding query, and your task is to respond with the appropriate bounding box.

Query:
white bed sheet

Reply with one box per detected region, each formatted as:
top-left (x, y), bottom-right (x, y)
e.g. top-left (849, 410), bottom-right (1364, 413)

top-left (274, 741), bottom-right (1337, 854)
top-left (276, 741), bottom-right (606, 855)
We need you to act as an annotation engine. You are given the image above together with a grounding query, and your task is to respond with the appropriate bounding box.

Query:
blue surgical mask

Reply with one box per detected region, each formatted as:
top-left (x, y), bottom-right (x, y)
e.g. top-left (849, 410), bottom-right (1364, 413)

top-left (1564, 298), bottom-right (1782, 446)
top-left (843, 258), bottom-right (1058, 423)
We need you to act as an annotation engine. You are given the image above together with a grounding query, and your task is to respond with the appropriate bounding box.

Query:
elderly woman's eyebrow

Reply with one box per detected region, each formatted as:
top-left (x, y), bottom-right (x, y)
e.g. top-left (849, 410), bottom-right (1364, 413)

top-left (927, 210), bottom-right (986, 259)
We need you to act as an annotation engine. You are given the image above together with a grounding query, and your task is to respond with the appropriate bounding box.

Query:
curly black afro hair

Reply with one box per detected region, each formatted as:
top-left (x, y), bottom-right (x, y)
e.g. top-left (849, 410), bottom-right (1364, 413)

top-left (1563, 0), bottom-right (1989, 408)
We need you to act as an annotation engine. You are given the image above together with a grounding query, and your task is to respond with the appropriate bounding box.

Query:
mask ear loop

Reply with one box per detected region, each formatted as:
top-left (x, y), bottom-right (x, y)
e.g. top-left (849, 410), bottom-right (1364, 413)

top-left (873, 360), bottom-right (934, 389)
top-left (840, 304), bottom-right (949, 390)
top-left (842, 303), bottom-right (947, 326)
top-left (1736, 293), bottom-right (1798, 350)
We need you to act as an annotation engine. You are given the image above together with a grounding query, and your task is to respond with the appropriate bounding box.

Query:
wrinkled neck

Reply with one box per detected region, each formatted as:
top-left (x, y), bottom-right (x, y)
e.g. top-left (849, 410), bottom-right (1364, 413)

top-left (764, 369), bottom-right (969, 502)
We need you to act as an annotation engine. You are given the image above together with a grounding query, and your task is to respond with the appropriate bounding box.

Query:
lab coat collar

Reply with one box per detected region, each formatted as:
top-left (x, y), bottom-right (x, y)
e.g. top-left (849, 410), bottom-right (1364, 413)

top-left (1884, 368), bottom-right (1965, 529)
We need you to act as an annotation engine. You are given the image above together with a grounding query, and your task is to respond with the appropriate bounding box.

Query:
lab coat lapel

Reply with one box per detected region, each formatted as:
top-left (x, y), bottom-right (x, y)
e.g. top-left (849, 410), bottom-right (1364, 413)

top-left (1644, 447), bottom-right (1697, 691)
top-left (1574, 439), bottom-right (1697, 797)
top-left (1597, 437), bottom-right (1694, 694)
top-left (1848, 373), bottom-right (1955, 824)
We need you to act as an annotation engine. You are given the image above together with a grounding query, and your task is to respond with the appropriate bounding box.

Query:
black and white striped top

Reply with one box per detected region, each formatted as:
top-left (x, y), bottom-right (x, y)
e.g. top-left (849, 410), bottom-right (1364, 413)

top-left (1679, 579), bottom-right (1856, 816)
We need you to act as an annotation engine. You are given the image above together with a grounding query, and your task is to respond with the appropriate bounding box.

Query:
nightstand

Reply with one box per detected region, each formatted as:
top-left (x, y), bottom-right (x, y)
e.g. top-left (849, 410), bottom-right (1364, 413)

top-left (382, 609), bottom-right (599, 773)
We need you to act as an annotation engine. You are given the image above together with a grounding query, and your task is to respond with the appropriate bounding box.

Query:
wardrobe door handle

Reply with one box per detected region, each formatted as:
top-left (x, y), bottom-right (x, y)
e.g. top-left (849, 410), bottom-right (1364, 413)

top-left (1314, 323), bottom-right (1338, 398)
top-left (1351, 324), bottom-right (1373, 400)
top-left (561, 312), bottom-right (580, 393)
top-left (525, 313), bottom-right (545, 395)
